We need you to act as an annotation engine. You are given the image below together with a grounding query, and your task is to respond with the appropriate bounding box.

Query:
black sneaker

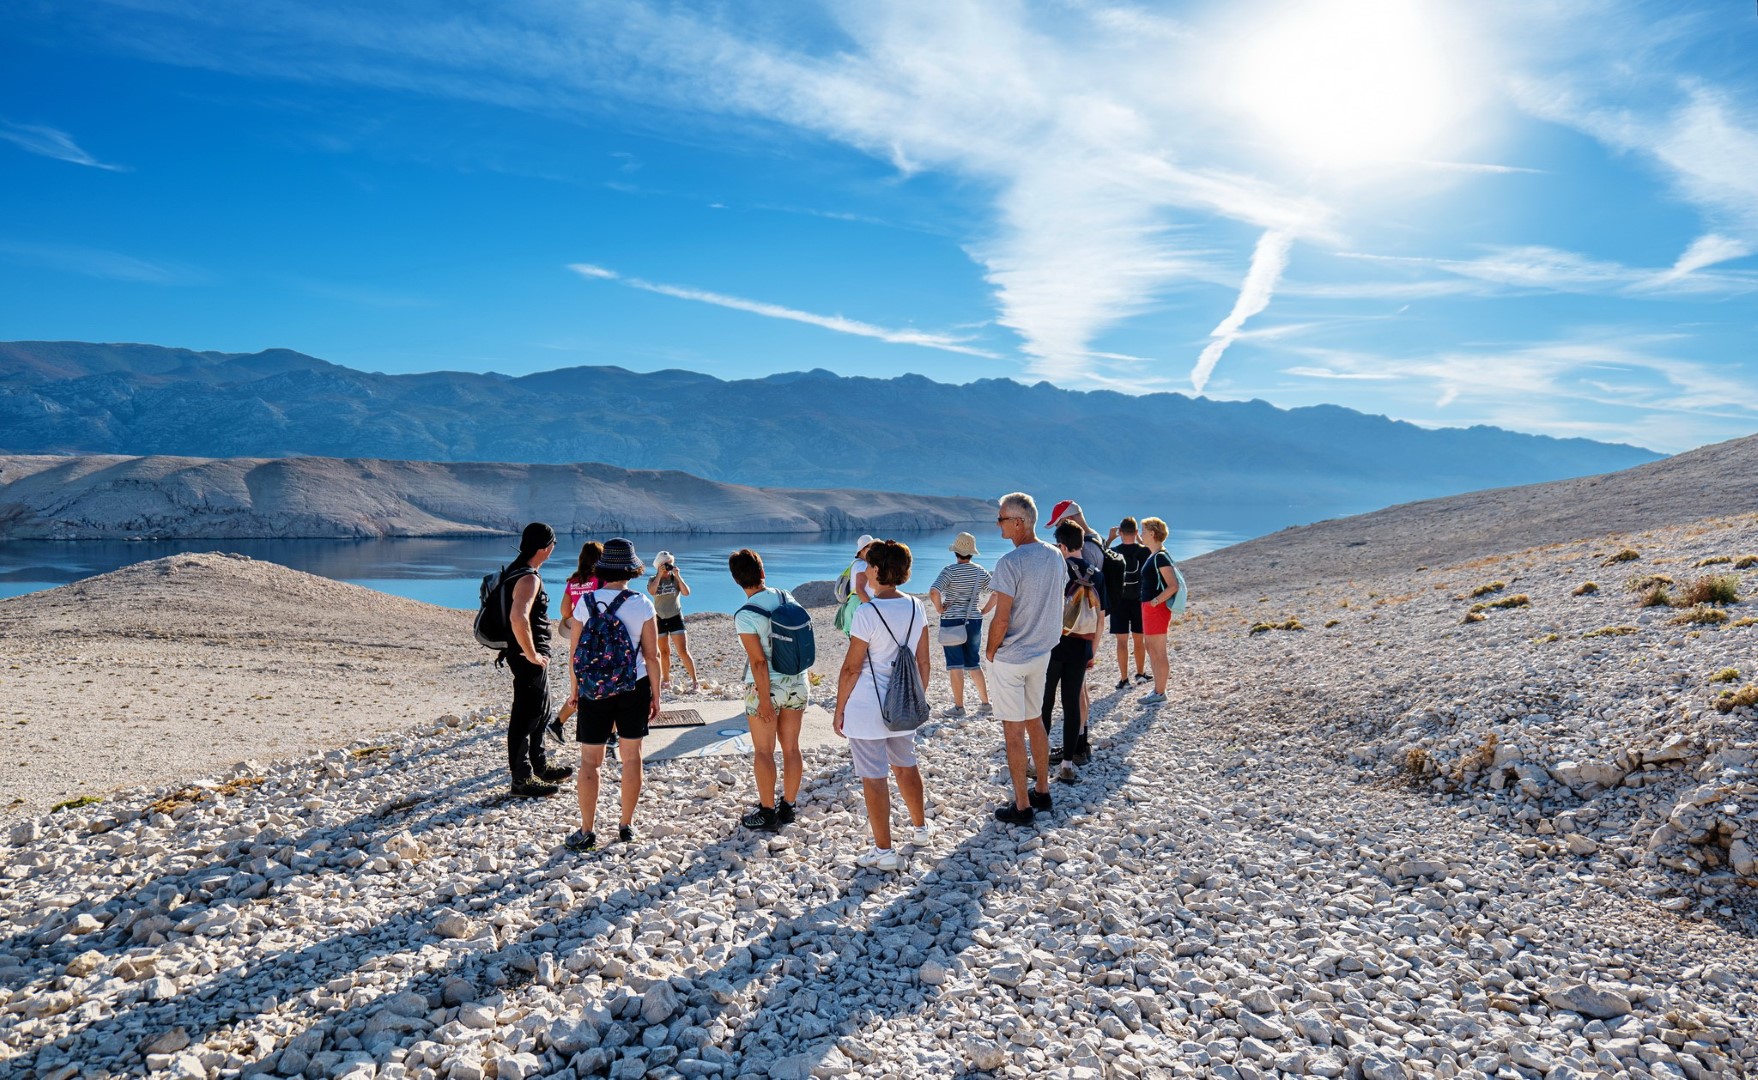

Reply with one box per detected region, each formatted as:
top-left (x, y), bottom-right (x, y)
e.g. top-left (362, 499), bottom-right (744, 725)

top-left (741, 805), bottom-right (779, 832)
top-left (509, 778), bottom-right (559, 798)
top-left (993, 803), bottom-right (1035, 826)
top-left (537, 764), bottom-right (574, 783)
top-left (1134, 672), bottom-right (1152, 683)
top-left (1048, 746), bottom-right (1066, 765)
top-left (775, 799), bottom-right (796, 825)
top-left (617, 824), bottom-right (634, 844)
top-left (564, 829), bottom-right (596, 853)
top-left (1115, 678), bottom-right (1129, 690)
top-left (547, 719), bottom-right (566, 744)
top-left (1029, 789), bottom-right (1053, 813)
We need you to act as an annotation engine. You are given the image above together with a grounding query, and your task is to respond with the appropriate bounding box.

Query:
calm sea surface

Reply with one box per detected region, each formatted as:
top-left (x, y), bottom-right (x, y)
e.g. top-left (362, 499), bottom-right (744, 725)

top-left (0, 510), bottom-right (1250, 615)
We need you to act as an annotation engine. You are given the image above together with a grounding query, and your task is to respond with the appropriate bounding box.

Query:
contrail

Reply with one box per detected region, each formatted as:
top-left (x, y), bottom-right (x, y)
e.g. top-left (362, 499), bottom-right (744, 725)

top-left (1190, 229), bottom-right (1293, 394)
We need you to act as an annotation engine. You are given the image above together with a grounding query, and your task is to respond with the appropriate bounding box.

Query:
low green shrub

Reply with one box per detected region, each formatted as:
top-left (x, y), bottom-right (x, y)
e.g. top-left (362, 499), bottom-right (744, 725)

top-left (1583, 626), bottom-right (1637, 638)
top-left (1679, 575), bottom-right (1740, 606)
top-left (1714, 685), bottom-right (1758, 713)
top-left (1710, 667), bottom-right (1740, 683)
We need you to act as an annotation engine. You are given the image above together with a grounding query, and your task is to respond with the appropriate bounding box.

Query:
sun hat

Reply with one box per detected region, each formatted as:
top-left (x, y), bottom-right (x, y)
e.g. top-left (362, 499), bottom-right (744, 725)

top-left (949, 532), bottom-right (980, 557)
top-left (1047, 500), bottom-right (1082, 526)
top-left (596, 537), bottom-right (645, 577)
top-left (854, 533), bottom-right (875, 554)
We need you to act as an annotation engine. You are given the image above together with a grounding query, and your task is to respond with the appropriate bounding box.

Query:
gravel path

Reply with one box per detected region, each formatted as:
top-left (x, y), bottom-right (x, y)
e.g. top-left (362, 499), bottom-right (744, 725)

top-left (5, 507), bottom-right (1757, 1077)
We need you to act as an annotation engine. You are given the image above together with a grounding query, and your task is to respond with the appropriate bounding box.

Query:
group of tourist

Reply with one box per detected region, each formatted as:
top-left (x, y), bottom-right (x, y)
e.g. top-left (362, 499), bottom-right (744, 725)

top-left (483, 492), bottom-right (1182, 866)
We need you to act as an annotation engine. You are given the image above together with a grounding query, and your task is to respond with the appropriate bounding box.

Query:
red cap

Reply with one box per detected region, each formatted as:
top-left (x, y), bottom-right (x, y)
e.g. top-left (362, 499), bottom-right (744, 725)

top-left (1047, 499), bottom-right (1080, 525)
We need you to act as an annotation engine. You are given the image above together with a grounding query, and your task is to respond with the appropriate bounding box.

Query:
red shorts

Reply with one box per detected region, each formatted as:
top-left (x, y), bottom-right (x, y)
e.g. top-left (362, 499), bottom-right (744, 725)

top-left (1141, 600), bottom-right (1172, 636)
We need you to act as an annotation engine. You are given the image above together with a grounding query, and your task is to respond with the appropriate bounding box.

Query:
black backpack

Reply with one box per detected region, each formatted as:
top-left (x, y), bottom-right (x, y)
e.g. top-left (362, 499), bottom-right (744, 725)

top-left (1100, 547), bottom-right (1129, 604)
top-left (474, 564), bottom-right (536, 657)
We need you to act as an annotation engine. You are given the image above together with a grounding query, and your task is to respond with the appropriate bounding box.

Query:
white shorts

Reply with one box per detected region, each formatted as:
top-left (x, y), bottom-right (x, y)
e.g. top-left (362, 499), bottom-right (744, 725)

top-left (848, 734), bottom-right (919, 779)
top-left (983, 654), bottom-right (1051, 722)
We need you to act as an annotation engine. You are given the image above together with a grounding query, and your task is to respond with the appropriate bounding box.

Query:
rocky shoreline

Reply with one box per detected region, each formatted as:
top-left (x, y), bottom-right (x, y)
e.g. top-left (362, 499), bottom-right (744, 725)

top-left (3, 492), bottom-right (1756, 1076)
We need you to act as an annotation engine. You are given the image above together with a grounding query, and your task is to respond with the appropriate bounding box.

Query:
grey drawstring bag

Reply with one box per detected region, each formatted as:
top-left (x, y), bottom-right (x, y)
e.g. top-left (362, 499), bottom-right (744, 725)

top-left (867, 602), bottom-right (930, 732)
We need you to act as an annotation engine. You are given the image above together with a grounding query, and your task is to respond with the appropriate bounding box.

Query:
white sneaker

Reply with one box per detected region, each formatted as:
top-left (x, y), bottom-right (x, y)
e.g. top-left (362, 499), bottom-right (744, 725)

top-left (855, 846), bottom-right (905, 870)
top-left (910, 822), bottom-right (936, 847)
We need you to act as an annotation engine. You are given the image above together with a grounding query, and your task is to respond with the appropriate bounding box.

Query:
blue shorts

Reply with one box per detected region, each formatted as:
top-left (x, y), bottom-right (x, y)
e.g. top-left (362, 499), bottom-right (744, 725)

top-left (941, 617), bottom-right (983, 669)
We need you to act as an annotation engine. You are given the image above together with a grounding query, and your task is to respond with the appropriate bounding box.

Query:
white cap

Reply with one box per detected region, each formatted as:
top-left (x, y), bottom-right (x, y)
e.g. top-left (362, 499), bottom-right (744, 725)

top-left (855, 534), bottom-right (875, 553)
top-left (655, 550), bottom-right (674, 567)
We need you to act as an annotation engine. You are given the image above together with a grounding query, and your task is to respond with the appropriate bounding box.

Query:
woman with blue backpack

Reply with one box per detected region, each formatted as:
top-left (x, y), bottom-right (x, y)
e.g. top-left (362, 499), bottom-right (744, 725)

top-left (833, 540), bottom-right (934, 872)
top-left (729, 548), bottom-right (816, 833)
top-left (563, 538), bottom-right (662, 853)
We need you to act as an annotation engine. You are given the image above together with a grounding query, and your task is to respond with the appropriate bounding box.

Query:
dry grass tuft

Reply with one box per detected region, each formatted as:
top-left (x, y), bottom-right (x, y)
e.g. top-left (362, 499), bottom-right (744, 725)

top-left (1249, 618), bottom-right (1305, 635)
top-left (1670, 605), bottom-right (1730, 627)
top-left (1457, 732), bottom-right (1499, 779)
top-left (1462, 611), bottom-right (1486, 624)
top-left (350, 745), bottom-right (394, 760)
top-left (1696, 555), bottom-right (1733, 567)
top-left (1714, 685), bottom-right (1758, 714)
top-left (1532, 633), bottom-right (1561, 644)
top-left (1732, 617), bottom-right (1757, 628)
top-left (1583, 626), bottom-right (1638, 638)
top-left (1735, 555), bottom-right (1758, 570)
top-left (1710, 667), bottom-right (1740, 684)
top-left (1679, 575), bottom-right (1740, 607)
top-left (1605, 548), bottom-right (1641, 564)
top-left (1403, 747), bottom-right (1433, 780)
top-left (1625, 573), bottom-right (1675, 593)
top-left (1638, 585), bottom-right (1674, 608)
top-left (1468, 581), bottom-right (1506, 598)
top-left (1572, 581), bottom-right (1599, 596)
top-left (50, 795), bottom-right (102, 813)
top-left (1323, 619), bottom-right (1341, 629)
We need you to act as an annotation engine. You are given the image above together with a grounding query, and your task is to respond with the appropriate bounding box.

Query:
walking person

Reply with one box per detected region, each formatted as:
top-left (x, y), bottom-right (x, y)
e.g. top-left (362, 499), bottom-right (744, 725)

top-left (649, 551), bottom-right (700, 691)
top-left (730, 548), bottom-right (807, 832)
top-left (1044, 519), bottom-right (1102, 775)
top-left (929, 532), bottom-right (993, 717)
top-left (552, 540), bottom-right (603, 743)
top-left (833, 540), bottom-right (933, 870)
top-left (1105, 519), bottom-right (1152, 688)
top-left (834, 534), bottom-right (878, 636)
top-left (501, 523), bottom-right (573, 797)
top-left (564, 538), bottom-right (661, 852)
top-left (983, 493), bottom-right (1068, 825)
top-left (1138, 517), bottom-right (1183, 707)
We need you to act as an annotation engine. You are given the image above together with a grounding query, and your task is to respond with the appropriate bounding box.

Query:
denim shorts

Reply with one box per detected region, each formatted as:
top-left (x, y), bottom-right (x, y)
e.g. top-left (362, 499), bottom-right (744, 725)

top-left (940, 617), bottom-right (983, 669)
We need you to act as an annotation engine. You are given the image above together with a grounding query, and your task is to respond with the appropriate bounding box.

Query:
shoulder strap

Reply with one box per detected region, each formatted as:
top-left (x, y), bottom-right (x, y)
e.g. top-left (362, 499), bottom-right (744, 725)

top-left (736, 587), bottom-right (781, 621)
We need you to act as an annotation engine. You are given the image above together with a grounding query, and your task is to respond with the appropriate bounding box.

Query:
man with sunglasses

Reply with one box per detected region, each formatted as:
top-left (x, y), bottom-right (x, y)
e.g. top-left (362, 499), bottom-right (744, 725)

top-left (983, 493), bottom-right (1067, 825)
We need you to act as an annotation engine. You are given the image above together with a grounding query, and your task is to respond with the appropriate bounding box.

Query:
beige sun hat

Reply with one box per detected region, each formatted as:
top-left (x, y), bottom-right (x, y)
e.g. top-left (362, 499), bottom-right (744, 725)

top-left (949, 532), bottom-right (980, 557)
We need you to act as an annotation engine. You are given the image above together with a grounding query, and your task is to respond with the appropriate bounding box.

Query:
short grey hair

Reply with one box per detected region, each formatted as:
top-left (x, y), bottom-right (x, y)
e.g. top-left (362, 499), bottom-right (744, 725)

top-left (998, 492), bottom-right (1037, 527)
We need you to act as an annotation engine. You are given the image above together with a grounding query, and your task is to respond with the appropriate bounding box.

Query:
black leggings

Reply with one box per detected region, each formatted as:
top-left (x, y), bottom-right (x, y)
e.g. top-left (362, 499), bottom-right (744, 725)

top-left (506, 654), bottom-right (553, 782)
top-left (1041, 636), bottom-right (1092, 755)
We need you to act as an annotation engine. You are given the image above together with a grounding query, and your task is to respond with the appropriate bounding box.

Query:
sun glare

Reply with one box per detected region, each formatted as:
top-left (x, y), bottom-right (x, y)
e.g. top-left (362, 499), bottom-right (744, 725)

top-left (1229, 0), bottom-right (1462, 171)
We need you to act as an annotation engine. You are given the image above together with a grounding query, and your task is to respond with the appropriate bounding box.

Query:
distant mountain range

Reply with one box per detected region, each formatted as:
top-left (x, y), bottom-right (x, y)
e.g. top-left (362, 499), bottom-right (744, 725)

top-left (0, 341), bottom-right (1663, 526)
top-left (0, 454), bottom-right (989, 539)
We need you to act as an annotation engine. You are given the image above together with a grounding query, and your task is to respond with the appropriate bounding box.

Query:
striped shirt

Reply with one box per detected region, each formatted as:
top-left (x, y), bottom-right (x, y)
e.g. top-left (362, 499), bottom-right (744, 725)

top-left (930, 560), bottom-right (992, 620)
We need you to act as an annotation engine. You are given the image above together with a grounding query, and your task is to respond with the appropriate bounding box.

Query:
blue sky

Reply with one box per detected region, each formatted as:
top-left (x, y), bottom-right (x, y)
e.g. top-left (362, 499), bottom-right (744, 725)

top-left (2, 0), bottom-right (1755, 454)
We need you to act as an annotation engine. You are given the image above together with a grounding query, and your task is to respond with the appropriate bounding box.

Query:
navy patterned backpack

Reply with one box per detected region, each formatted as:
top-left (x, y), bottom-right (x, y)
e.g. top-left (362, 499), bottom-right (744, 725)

top-left (573, 591), bottom-right (641, 700)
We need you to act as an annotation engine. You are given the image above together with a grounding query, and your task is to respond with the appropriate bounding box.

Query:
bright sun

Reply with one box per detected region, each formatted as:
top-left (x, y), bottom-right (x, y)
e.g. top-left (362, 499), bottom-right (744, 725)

top-left (1229, 0), bottom-right (1463, 170)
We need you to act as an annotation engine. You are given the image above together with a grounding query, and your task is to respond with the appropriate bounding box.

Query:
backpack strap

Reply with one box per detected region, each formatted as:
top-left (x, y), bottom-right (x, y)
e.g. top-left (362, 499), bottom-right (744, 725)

top-left (735, 587), bottom-right (781, 622)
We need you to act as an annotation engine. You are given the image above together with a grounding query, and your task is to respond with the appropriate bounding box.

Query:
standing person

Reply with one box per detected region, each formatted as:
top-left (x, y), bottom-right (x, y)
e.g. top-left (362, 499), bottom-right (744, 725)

top-left (502, 523), bottom-right (573, 797)
top-left (1046, 501), bottom-right (1108, 748)
top-left (983, 493), bottom-right (1068, 826)
top-left (833, 540), bottom-right (933, 870)
top-left (835, 534), bottom-right (877, 636)
top-left (1044, 519), bottom-right (1102, 774)
top-left (563, 538), bottom-right (661, 852)
top-left (552, 540), bottom-right (603, 744)
top-left (929, 532), bottom-right (994, 717)
top-left (1138, 517), bottom-right (1183, 707)
top-left (730, 548), bottom-right (807, 832)
top-left (1105, 519), bottom-right (1152, 688)
top-left (648, 551), bottom-right (700, 691)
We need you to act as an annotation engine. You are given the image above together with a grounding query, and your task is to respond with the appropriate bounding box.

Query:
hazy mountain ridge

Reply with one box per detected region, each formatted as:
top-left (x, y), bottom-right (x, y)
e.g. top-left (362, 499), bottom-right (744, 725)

top-left (0, 341), bottom-right (1662, 521)
top-left (0, 454), bottom-right (991, 539)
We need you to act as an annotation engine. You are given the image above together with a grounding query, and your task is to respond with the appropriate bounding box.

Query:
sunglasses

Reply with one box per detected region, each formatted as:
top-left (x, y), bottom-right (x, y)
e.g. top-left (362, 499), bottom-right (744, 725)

top-left (996, 515), bottom-right (1021, 524)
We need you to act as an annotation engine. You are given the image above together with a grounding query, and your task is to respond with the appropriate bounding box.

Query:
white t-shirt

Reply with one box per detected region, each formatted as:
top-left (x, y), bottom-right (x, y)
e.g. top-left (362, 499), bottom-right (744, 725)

top-left (842, 596), bottom-right (925, 741)
top-left (850, 558), bottom-right (875, 601)
top-left (573, 588), bottom-right (656, 681)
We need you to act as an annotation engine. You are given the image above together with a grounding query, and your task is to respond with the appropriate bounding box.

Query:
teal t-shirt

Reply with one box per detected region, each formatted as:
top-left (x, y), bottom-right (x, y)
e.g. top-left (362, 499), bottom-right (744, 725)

top-left (733, 588), bottom-right (788, 684)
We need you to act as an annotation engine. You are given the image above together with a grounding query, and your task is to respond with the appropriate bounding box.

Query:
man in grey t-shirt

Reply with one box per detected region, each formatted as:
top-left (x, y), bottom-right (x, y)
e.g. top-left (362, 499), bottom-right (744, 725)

top-left (984, 491), bottom-right (1068, 825)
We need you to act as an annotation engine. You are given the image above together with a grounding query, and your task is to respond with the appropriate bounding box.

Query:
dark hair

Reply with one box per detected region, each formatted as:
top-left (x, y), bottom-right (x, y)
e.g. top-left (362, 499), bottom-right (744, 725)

top-left (1119, 516), bottom-right (1138, 534)
top-left (728, 548), bottom-right (765, 589)
top-left (569, 541), bottom-right (603, 585)
top-left (1053, 520), bottom-right (1084, 551)
top-left (867, 540), bottom-right (912, 587)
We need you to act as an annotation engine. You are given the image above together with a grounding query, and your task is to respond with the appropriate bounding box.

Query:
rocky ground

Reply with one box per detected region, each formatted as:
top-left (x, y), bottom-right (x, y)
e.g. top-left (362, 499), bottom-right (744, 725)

top-left (3, 508), bottom-right (1757, 1078)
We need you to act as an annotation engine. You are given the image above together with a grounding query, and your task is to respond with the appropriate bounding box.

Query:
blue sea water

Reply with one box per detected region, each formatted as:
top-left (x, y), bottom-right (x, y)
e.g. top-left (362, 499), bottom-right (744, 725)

top-left (0, 512), bottom-right (1247, 615)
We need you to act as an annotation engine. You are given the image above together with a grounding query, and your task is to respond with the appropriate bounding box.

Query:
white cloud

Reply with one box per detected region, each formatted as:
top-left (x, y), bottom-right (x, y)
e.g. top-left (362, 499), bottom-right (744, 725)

top-left (1651, 232), bottom-right (1752, 286)
top-left (1190, 229), bottom-right (1293, 393)
top-left (0, 240), bottom-right (193, 283)
top-left (1337, 245), bottom-right (1758, 298)
top-left (0, 120), bottom-right (127, 171)
top-left (566, 262), bottom-right (1001, 358)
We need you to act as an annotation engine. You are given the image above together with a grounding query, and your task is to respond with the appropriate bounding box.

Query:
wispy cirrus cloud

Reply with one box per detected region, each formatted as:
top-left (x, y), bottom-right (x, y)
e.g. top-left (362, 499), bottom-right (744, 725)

top-left (0, 120), bottom-right (127, 171)
top-left (567, 262), bottom-right (1001, 359)
top-left (1191, 229), bottom-right (1293, 393)
top-left (0, 240), bottom-right (197, 284)
top-left (1337, 244), bottom-right (1758, 298)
